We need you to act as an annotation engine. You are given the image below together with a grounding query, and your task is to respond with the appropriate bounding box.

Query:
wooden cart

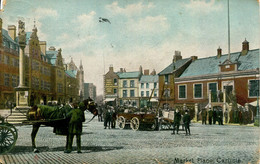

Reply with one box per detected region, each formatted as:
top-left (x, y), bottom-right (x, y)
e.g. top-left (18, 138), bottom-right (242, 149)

top-left (117, 112), bottom-right (158, 131)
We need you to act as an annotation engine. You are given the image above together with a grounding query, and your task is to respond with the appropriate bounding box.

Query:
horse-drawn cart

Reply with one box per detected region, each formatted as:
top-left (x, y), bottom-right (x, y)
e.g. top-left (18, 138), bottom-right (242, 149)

top-left (117, 112), bottom-right (158, 131)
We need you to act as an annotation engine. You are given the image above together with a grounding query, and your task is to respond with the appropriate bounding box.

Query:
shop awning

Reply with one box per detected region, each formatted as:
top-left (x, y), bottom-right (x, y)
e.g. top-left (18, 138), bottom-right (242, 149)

top-left (104, 98), bottom-right (116, 102)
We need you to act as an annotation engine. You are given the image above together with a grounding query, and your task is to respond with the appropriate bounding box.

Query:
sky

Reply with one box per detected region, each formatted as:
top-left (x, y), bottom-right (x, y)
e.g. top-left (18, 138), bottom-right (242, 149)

top-left (1, 0), bottom-right (259, 96)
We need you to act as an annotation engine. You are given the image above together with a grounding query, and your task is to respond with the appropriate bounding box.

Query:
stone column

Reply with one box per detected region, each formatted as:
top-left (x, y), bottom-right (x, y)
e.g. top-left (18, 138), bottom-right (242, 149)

top-left (15, 20), bottom-right (29, 108)
top-left (193, 103), bottom-right (198, 122)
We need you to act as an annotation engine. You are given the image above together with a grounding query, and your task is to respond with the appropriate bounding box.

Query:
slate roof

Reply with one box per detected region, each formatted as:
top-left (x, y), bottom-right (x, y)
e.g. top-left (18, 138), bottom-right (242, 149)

top-left (65, 70), bottom-right (77, 78)
top-left (140, 75), bottom-right (158, 83)
top-left (2, 29), bottom-right (19, 51)
top-left (118, 71), bottom-right (140, 79)
top-left (180, 49), bottom-right (259, 78)
top-left (158, 58), bottom-right (191, 75)
top-left (46, 50), bottom-right (58, 65)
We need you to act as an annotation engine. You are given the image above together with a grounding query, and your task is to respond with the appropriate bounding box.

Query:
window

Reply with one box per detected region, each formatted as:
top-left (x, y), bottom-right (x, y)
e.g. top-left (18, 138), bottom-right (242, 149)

top-left (4, 74), bottom-right (10, 86)
top-left (123, 90), bottom-right (127, 97)
top-left (208, 83), bottom-right (217, 94)
top-left (4, 55), bottom-right (9, 65)
top-left (146, 91), bottom-right (150, 97)
top-left (146, 83), bottom-right (149, 89)
top-left (141, 91), bottom-right (144, 97)
top-left (165, 75), bottom-right (169, 83)
top-left (58, 83), bottom-right (63, 93)
top-left (179, 85), bottom-right (186, 99)
top-left (154, 91), bottom-right (157, 97)
top-left (249, 80), bottom-right (259, 97)
top-left (32, 61), bottom-right (39, 70)
top-left (130, 80), bottom-right (135, 88)
top-left (141, 83), bottom-right (144, 88)
top-left (123, 80), bottom-right (127, 88)
top-left (114, 79), bottom-right (117, 85)
top-left (114, 88), bottom-right (117, 94)
top-left (130, 90), bottom-right (135, 97)
top-left (154, 82), bottom-right (157, 88)
top-left (12, 75), bottom-right (17, 87)
top-left (57, 70), bottom-right (62, 78)
top-left (164, 89), bottom-right (170, 98)
top-left (194, 84), bottom-right (202, 98)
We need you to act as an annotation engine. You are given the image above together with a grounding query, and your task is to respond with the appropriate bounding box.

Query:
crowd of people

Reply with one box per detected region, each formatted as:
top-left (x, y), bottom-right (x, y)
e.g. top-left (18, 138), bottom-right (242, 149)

top-left (199, 106), bottom-right (254, 125)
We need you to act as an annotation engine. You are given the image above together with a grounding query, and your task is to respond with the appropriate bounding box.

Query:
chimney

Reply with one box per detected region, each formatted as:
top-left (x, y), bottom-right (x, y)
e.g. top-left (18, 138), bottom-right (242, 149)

top-left (144, 69), bottom-right (149, 75)
top-left (120, 68), bottom-right (124, 72)
top-left (123, 68), bottom-right (126, 72)
top-left (39, 41), bottom-right (46, 55)
top-left (109, 65), bottom-right (114, 72)
top-left (241, 39), bottom-right (249, 56)
top-left (139, 65), bottom-right (143, 74)
top-left (217, 46), bottom-right (222, 58)
top-left (191, 56), bottom-right (198, 61)
top-left (150, 69), bottom-right (156, 75)
top-left (49, 46), bottom-right (56, 51)
top-left (8, 25), bottom-right (16, 41)
top-left (173, 51), bottom-right (182, 63)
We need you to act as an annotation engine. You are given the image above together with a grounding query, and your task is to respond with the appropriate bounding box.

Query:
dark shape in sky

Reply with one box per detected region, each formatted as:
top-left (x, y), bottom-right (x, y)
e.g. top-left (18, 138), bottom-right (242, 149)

top-left (99, 17), bottom-right (111, 24)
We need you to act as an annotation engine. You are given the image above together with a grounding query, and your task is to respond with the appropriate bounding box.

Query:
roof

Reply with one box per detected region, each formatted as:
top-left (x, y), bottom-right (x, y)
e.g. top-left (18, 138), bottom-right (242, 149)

top-left (140, 75), bottom-right (158, 83)
top-left (46, 50), bottom-right (58, 65)
top-left (158, 58), bottom-right (191, 75)
top-left (118, 71), bottom-right (140, 79)
top-left (2, 29), bottom-right (18, 44)
top-left (180, 49), bottom-right (259, 78)
top-left (65, 70), bottom-right (77, 78)
top-left (26, 32), bottom-right (32, 44)
top-left (2, 29), bottom-right (19, 52)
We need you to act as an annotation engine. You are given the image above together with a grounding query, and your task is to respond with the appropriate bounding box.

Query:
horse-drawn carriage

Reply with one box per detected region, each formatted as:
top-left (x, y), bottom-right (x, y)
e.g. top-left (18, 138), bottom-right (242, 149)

top-left (117, 112), bottom-right (158, 131)
top-left (0, 99), bottom-right (97, 154)
top-left (116, 109), bottom-right (184, 131)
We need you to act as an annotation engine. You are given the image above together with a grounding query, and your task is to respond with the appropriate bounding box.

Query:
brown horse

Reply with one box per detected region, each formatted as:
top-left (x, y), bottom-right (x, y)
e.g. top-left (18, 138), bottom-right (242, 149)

top-left (28, 99), bottom-right (98, 153)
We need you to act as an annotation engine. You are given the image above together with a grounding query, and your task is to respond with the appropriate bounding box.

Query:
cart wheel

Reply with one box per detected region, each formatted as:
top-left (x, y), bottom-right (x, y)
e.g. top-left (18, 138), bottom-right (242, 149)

top-left (0, 125), bottom-right (17, 154)
top-left (6, 124), bottom-right (18, 140)
top-left (117, 116), bottom-right (126, 129)
top-left (130, 117), bottom-right (140, 131)
top-left (151, 119), bottom-right (158, 131)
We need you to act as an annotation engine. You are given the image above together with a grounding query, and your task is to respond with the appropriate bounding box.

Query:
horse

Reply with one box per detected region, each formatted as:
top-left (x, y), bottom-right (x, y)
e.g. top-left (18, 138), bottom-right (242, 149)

top-left (27, 98), bottom-right (98, 153)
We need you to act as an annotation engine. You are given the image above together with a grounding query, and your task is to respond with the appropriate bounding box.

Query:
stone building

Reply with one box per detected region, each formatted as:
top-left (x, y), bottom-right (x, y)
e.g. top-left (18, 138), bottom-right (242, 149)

top-left (139, 69), bottom-right (158, 108)
top-left (84, 83), bottom-right (96, 102)
top-left (103, 65), bottom-right (119, 106)
top-left (118, 67), bottom-right (142, 107)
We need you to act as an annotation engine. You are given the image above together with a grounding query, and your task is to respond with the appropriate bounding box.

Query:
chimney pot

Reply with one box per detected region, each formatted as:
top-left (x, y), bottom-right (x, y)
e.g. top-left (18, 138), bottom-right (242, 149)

top-left (217, 47), bottom-right (222, 58)
top-left (173, 51), bottom-right (182, 63)
top-left (144, 69), bottom-right (149, 75)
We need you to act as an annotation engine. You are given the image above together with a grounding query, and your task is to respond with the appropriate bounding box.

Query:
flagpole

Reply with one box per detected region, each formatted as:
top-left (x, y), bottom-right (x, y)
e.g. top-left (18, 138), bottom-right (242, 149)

top-left (228, 0), bottom-right (231, 60)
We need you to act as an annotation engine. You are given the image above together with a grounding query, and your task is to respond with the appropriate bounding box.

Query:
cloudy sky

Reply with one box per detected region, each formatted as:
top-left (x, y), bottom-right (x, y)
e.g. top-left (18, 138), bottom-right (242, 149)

top-left (1, 0), bottom-right (259, 95)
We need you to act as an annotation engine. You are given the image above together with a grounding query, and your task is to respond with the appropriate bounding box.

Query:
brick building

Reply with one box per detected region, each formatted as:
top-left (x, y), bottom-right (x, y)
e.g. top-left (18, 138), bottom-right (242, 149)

top-left (158, 51), bottom-right (194, 109)
top-left (0, 19), bottom-right (19, 108)
top-left (174, 40), bottom-right (259, 113)
top-left (0, 19), bottom-right (83, 108)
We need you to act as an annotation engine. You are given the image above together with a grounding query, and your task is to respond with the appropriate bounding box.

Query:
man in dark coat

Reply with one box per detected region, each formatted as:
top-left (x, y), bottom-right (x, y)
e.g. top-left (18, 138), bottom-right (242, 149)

top-left (111, 108), bottom-right (117, 129)
top-left (64, 102), bottom-right (85, 153)
top-left (213, 108), bottom-right (217, 124)
top-left (201, 108), bottom-right (207, 125)
top-left (172, 109), bottom-right (181, 135)
top-left (183, 110), bottom-right (191, 136)
top-left (217, 108), bottom-right (224, 125)
top-left (104, 107), bottom-right (112, 129)
top-left (208, 108), bottom-right (213, 125)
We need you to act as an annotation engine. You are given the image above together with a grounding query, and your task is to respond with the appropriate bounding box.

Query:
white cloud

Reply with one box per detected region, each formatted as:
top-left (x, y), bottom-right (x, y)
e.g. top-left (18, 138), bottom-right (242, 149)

top-left (106, 1), bottom-right (155, 16)
top-left (127, 15), bottom-right (170, 34)
top-left (184, 0), bottom-right (223, 14)
top-left (34, 7), bottom-right (58, 19)
top-left (75, 11), bottom-right (97, 30)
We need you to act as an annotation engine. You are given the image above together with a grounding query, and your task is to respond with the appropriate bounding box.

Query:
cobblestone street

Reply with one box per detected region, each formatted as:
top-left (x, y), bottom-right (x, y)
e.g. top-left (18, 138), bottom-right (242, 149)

top-left (0, 112), bottom-right (259, 164)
